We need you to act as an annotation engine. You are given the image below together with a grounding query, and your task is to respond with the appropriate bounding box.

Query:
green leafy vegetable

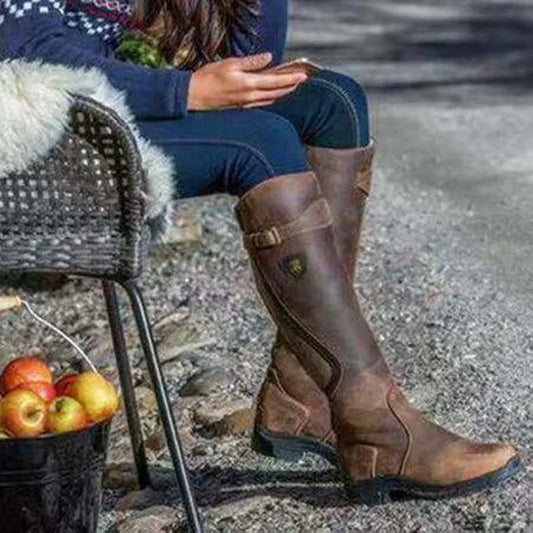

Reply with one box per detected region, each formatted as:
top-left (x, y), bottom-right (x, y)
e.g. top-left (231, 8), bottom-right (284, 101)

top-left (115, 32), bottom-right (169, 68)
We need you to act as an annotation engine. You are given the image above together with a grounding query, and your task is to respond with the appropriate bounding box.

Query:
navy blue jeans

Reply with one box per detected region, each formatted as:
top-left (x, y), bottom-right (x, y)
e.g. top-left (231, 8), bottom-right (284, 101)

top-left (138, 69), bottom-right (369, 198)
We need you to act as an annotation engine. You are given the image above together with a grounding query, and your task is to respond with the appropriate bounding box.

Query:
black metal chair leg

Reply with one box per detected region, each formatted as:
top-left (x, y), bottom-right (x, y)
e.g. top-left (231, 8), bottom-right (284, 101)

top-left (120, 280), bottom-right (204, 533)
top-left (102, 280), bottom-right (150, 489)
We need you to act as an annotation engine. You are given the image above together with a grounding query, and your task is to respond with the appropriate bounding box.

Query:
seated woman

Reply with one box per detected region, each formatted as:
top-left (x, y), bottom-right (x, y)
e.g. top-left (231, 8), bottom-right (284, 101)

top-left (0, 0), bottom-right (520, 503)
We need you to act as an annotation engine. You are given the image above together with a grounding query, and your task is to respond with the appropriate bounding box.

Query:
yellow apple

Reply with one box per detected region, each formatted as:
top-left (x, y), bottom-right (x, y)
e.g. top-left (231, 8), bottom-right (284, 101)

top-left (67, 372), bottom-right (119, 423)
top-left (48, 397), bottom-right (89, 434)
top-left (0, 389), bottom-right (47, 437)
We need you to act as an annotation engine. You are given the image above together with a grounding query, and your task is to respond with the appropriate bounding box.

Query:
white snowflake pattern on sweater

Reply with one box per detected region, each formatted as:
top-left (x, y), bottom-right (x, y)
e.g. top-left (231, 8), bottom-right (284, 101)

top-left (0, 0), bottom-right (132, 43)
top-left (0, 0), bottom-right (64, 25)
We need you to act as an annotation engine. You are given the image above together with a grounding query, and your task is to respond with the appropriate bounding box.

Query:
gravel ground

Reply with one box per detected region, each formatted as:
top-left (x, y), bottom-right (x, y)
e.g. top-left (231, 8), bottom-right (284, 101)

top-left (1, 1), bottom-right (531, 531)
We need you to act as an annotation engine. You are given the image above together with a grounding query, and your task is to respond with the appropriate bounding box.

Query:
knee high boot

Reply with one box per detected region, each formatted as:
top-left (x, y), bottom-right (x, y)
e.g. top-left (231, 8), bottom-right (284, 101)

top-left (253, 142), bottom-right (375, 461)
top-left (236, 171), bottom-right (520, 503)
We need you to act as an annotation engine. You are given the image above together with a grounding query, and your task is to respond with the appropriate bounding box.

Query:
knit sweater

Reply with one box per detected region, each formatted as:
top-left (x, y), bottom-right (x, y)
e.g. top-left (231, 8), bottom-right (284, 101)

top-left (0, 0), bottom-right (288, 119)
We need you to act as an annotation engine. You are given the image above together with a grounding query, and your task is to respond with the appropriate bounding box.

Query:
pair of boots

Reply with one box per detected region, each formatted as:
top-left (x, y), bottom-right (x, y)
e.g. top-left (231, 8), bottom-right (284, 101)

top-left (235, 142), bottom-right (520, 504)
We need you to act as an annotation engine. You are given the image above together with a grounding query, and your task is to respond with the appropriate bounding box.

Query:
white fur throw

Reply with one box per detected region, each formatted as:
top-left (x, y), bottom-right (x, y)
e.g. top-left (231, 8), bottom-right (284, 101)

top-left (0, 59), bottom-right (175, 238)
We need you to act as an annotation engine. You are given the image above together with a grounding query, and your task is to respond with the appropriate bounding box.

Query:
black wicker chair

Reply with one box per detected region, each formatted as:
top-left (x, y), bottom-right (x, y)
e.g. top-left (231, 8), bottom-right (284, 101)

top-left (0, 95), bottom-right (203, 532)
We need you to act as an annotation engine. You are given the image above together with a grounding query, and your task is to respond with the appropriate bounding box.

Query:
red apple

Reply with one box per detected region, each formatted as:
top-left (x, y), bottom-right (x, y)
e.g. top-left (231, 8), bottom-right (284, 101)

top-left (68, 372), bottom-right (119, 423)
top-left (0, 356), bottom-right (53, 394)
top-left (15, 381), bottom-right (56, 402)
top-left (0, 389), bottom-right (47, 437)
top-left (54, 374), bottom-right (78, 397)
top-left (48, 397), bottom-right (88, 434)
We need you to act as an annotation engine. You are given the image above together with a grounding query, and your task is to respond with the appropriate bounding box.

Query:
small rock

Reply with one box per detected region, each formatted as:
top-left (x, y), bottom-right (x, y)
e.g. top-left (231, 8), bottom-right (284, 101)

top-left (104, 463), bottom-right (138, 490)
top-left (117, 486), bottom-right (166, 511)
top-left (212, 408), bottom-right (254, 437)
top-left (208, 496), bottom-right (279, 524)
top-left (153, 308), bottom-right (190, 340)
top-left (117, 506), bottom-right (177, 533)
top-left (191, 442), bottom-right (214, 457)
top-left (179, 367), bottom-right (235, 397)
top-left (161, 361), bottom-right (187, 381)
top-left (157, 325), bottom-right (215, 364)
top-left (193, 398), bottom-right (251, 427)
top-left (180, 350), bottom-right (221, 368)
top-left (166, 214), bottom-right (203, 245)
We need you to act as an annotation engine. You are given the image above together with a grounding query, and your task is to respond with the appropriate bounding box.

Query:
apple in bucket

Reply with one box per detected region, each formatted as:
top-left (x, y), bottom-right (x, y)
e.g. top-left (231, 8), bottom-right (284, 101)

top-left (68, 372), bottom-right (120, 423)
top-left (0, 356), bottom-right (119, 439)
top-left (0, 356), bottom-right (53, 394)
top-left (54, 374), bottom-right (77, 397)
top-left (0, 389), bottom-right (48, 438)
top-left (48, 397), bottom-right (89, 434)
top-left (15, 381), bottom-right (56, 402)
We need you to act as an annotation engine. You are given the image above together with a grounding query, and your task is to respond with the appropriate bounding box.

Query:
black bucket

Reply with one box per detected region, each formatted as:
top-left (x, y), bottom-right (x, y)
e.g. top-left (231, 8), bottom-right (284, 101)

top-left (0, 419), bottom-right (111, 533)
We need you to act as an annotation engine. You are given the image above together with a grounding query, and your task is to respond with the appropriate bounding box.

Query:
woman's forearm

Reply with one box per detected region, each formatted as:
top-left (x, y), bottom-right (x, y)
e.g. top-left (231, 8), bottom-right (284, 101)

top-left (0, 14), bottom-right (191, 120)
top-left (26, 35), bottom-right (191, 119)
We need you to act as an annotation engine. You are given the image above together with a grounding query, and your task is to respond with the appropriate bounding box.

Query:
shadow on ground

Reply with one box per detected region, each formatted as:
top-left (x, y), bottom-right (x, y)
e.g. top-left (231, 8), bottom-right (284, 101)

top-left (104, 461), bottom-right (526, 524)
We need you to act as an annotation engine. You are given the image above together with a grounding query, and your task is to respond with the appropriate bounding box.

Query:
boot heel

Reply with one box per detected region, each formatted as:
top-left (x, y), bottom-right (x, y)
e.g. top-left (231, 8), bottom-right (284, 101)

top-left (251, 427), bottom-right (305, 461)
top-left (344, 477), bottom-right (394, 506)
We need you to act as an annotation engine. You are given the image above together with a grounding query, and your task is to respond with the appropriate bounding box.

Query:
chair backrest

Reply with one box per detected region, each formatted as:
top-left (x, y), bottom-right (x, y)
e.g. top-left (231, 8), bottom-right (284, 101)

top-left (0, 95), bottom-right (150, 280)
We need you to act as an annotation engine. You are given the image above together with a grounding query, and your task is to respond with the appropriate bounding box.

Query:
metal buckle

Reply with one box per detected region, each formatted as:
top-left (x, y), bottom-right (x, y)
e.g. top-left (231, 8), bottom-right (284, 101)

top-left (251, 227), bottom-right (282, 249)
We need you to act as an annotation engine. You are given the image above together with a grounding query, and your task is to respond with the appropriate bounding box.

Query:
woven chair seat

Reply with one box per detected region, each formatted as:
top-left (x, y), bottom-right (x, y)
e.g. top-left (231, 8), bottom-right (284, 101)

top-left (0, 96), bottom-right (151, 280)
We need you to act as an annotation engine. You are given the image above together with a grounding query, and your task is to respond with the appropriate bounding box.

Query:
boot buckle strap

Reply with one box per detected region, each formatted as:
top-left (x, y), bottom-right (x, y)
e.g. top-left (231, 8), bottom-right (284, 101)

top-left (244, 198), bottom-right (333, 250)
top-left (249, 227), bottom-right (282, 249)
top-left (356, 168), bottom-right (372, 195)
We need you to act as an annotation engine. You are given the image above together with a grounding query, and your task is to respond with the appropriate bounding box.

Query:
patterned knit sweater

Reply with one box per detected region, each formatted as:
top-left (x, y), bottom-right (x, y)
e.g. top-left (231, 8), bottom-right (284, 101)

top-left (1, 1), bottom-right (133, 48)
top-left (0, 0), bottom-right (288, 119)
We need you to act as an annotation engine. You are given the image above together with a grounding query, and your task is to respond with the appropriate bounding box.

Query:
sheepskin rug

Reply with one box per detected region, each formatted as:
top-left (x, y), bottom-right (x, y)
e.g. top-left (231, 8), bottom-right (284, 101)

top-left (0, 59), bottom-right (176, 237)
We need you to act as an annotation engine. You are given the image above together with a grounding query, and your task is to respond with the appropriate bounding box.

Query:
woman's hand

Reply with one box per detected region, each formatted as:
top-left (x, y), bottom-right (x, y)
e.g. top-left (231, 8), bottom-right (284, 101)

top-left (187, 53), bottom-right (308, 111)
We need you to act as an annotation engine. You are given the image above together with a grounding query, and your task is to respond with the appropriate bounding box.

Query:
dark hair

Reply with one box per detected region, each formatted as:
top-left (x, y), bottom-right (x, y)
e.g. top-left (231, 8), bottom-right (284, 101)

top-left (133, 0), bottom-right (260, 68)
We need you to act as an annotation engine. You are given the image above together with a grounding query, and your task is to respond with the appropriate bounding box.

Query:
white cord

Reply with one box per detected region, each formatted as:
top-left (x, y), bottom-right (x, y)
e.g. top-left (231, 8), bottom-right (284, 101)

top-left (20, 300), bottom-right (99, 374)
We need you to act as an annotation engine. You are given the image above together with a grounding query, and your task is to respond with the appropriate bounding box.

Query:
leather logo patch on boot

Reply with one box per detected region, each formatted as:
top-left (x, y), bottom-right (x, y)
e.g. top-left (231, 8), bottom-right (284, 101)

top-left (282, 254), bottom-right (307, 278)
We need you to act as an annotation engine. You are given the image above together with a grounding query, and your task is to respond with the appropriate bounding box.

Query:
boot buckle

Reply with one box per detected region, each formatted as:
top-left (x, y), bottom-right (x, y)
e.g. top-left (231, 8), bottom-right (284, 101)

top-left (250, 227), bottom-right (282, 249)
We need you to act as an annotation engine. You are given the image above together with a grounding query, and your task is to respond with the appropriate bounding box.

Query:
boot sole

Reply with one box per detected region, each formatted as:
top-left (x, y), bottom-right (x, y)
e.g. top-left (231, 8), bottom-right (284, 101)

top-left (252, 426), bottom-right (337, 464)
top-left (344, 455), bottom-right (523, 505)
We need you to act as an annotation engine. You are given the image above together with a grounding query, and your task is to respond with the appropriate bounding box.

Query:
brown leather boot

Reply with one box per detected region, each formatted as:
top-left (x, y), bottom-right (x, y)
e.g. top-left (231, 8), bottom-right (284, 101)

top-left (236, 171), bottom-right (520, 503)
top-left (253, 142), bottom-right (375, 462)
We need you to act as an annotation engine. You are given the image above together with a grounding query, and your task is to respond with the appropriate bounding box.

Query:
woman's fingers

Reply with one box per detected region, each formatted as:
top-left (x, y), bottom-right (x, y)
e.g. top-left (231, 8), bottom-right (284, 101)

top-left (243, 100), bottom-right (277, 109)
top-left (226, 53), bottom-right (273, 72)
top-left (250, 72), bottom-right (308, 90)
top-left (188, 54), bottom-right (305, 111)
top-left (243, 85), bottom-right (300, 105)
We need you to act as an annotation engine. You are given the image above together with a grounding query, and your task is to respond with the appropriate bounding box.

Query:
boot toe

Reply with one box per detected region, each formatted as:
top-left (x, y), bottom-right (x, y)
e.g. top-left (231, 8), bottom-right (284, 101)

top-left (432, 440), bottom-right (520, 486)
top-left (463, 442), bottom-right (519, 480)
